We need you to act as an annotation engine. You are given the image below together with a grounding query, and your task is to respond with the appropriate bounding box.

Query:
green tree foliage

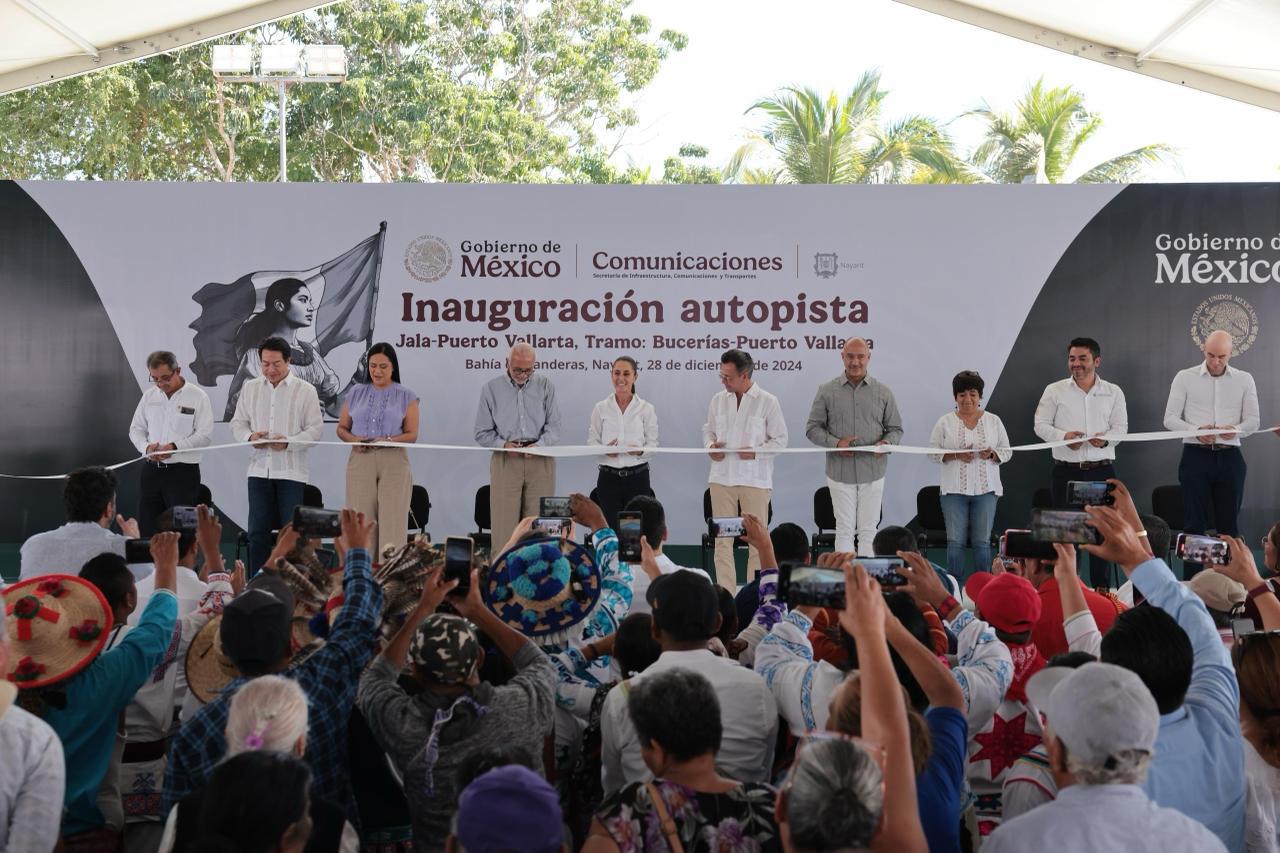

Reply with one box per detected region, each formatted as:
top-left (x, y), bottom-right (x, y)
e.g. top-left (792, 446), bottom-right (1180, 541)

top-left (0, 0), bottom-right (685, 182)
top-left (725, 70), bottom-right (968, 184)
top-left (661, 143), bottom-right (722, 184)
top-left (966, 78), bottom-right (1176, 183)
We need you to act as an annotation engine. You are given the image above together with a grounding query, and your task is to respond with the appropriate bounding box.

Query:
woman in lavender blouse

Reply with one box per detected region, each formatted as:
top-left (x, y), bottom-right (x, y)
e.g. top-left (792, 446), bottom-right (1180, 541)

top-left (337, 342), bottom-right (420, 557)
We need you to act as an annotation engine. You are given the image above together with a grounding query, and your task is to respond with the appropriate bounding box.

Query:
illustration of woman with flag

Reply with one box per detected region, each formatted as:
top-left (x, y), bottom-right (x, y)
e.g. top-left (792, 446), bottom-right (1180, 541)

top-left (222, 277), bottom-right (342, 419)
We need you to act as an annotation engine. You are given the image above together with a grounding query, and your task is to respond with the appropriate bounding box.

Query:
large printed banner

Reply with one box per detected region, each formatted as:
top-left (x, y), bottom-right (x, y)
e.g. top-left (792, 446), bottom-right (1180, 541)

top-left (3, 180), bottom-right (1279, 547)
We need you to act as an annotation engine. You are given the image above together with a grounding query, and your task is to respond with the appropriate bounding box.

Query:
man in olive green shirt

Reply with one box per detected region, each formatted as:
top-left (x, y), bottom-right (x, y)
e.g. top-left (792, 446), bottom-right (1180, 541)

top-left (805, 338), bottom-right (903, 555)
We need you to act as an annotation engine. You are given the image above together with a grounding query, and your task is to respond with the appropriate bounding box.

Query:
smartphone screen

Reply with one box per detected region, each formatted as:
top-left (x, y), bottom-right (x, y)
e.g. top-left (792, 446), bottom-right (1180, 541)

top-left (291, 506), bottom-right (342, 537)
top-left (540, 496), bottom-right (573, 518)
top-left (1029, 509), bottom-right (1102, 545)
top-left (124, 538), bottom-right (153, 564)
top-left (709, 517), bottom-right (744, 538)
top-left (444, 536), bottom-right (474, 596)
top-left (1066, 480), bottom-right (1114, 507)
top-left (532, 517), bottom-right (572, 538)
top-left (170, 505), bottom-right (198, 531)
top-left (1176, 533), bottom-right (1231, 565)
top-left (1000, 529), bottom-right (1059, 560)
top-left (857, 557), bottom-right (908, 587)
top-left (777, 564), bottom-right (845, 607)
top-left (618, 511), bottom-right (643, 562)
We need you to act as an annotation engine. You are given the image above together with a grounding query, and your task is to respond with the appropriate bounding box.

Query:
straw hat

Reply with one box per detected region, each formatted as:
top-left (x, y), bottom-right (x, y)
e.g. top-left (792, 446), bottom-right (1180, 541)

top-left (485, 536), bottom-right (601, 647)
top-left (184, 614), bottom-right (238, 704)
top-left (3, 575), bottom-right (114, 690)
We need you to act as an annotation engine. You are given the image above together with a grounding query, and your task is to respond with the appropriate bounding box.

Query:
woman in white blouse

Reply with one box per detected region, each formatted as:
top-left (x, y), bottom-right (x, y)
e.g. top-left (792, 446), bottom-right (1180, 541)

top-left (928, 371), bottom-right (1012, 576)
top-left (588, 356), bottom-right (658, 530)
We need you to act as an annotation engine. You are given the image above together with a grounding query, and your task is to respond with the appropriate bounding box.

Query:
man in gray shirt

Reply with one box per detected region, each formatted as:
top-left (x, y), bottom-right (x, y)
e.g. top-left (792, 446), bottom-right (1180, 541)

top-left (805, 338), bottom-right (903, 555)
top-left (474, 343), bottom-right (563, 545)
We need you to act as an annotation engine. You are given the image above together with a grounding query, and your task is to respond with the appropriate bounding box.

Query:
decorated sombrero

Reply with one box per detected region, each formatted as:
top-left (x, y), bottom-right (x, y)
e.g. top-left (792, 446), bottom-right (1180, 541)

top-left (3, 575), bottom-right (114, 690)
top-left (484, 536), bottom-right (602, 646)
top-left (184, 613), bottom-right (239, 704)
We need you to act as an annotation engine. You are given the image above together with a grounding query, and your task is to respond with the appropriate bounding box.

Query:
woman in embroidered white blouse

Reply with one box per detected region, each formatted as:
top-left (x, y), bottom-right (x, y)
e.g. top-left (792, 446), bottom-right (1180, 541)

top-left (588, 356), bottom-right (659, 530)
top-left (928, 371), bottom-right (1013, 577)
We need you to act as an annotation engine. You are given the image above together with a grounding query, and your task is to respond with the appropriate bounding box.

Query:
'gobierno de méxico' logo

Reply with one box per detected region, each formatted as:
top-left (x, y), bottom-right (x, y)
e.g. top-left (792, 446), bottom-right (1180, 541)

top-left (405, 235), bottom-right (452, 283)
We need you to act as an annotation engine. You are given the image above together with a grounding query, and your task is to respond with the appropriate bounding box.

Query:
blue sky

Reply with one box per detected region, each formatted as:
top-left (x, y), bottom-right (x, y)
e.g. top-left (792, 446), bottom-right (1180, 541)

top-left (613, 0), bottom-right (1280, 181)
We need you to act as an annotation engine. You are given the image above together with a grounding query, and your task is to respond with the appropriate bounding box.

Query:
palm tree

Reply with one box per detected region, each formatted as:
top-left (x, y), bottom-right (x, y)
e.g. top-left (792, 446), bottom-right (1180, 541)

top-left (967, 78), bottom-right (1176, 183)
top-left (725, 69), bottom-right (970, 184)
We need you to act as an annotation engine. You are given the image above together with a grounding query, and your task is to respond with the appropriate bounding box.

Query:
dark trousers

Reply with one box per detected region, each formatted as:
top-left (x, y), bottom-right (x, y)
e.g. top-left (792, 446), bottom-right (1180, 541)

top-left (594, 464), bottom-right (652, 532)
top-left (247, 476), bottom-right (305, 574)
top-left (138, 461), bottom-right (201, 536)
top-left (1051, 461), bottom-right (1116, 588)
top-left (1179, 444), bottom-right (1246, 578)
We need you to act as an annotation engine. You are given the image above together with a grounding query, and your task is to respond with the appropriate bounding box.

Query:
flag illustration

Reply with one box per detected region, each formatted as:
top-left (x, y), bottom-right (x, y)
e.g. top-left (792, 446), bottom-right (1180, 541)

top-left (189, 223), bottom-right (386, 386)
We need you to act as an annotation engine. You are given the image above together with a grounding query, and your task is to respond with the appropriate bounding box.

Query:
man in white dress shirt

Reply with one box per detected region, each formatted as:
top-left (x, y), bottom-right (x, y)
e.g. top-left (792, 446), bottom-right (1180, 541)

top-left (702, 349), bottom-right (788, 591)
top-left (229, 336), bottom-right (323, 574)
top-left (1033, 337), bottom-right (1128, 587)
top-left (127, 351), bottom-right (213, 536)
top-left (600, 568), bottom-right (778, 794)
top-left (1163, 330), bottom-right (1259, 576)
top-left (19, 467), bottom-right (140, 581)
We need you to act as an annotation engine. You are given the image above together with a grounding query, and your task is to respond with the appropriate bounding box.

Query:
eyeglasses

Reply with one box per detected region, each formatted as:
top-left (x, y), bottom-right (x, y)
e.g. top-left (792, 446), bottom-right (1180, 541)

top-left (148, 373), bottom-right (176, 384)
top-left (509, 366), bottom-right (535, 377)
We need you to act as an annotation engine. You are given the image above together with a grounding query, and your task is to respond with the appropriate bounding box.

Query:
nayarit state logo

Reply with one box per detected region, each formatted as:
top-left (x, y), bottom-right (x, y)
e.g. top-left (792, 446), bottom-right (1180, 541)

top-left (1191, 293), bottom-right (1258, 354)
top-left (404, 235), bottom-right (452, 283)
top-left (813, 252), bottom-right (838, 279)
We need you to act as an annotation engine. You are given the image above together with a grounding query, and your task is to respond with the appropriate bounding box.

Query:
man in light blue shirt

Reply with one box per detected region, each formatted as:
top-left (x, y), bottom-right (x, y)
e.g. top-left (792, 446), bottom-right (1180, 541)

top-left (474, 343), bottom-right (562, 545)
top-left (1084, 496), bottom-right (1245, 853)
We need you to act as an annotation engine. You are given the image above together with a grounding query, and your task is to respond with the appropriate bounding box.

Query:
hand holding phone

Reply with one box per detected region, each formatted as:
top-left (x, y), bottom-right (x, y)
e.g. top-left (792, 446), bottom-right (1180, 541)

top-left (1175, 533), bottom-right (1231, 566)
top-left (1029, 509), bottom-right (1103, 546)
top-left (617, 511), bottom-right (643, 563)
top-left (444, 536), bottom-right (474, 597)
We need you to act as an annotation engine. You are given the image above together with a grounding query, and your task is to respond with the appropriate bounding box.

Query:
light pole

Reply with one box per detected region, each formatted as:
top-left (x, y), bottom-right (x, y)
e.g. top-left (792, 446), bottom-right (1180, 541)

top-left (211, 44), bottom-right (347, 181)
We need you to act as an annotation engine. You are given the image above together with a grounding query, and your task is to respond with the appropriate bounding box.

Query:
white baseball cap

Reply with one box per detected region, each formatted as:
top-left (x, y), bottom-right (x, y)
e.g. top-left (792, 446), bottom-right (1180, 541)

top-left (1026, 662), bottom-right (1159, 768)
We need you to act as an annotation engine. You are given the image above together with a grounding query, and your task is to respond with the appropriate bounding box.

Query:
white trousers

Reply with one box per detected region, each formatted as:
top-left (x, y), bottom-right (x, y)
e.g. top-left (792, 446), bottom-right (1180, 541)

top-left (827, 477), bottom-right (885, 556)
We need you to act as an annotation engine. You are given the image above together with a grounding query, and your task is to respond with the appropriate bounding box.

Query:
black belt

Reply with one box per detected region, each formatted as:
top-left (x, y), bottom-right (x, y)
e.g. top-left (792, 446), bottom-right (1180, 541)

top-left (144, 459), bottom-right (195, 469)
top-left (122, 737), bottom-right (169, 763)
top-left (1186, 443), bottom-right (1240, 452)
top-left (1055, 460), bottom-right (1112, 470)
top-left (600, 463), bottom-right (649, 478)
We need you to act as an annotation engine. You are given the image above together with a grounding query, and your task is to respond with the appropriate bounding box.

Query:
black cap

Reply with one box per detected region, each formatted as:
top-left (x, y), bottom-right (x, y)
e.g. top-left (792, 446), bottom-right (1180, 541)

top-left (219, 574), bottom-right (295, 669)
top-left (647, 571), bottom-right (719, 642)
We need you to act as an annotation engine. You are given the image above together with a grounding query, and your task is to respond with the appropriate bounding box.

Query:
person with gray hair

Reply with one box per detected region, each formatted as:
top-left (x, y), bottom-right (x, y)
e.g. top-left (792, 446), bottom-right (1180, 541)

top-left (475, 343), bottom-right (563, 545)
top-left (776, 557), bottom-right (927, 853)
top-left (0, 602), bottom-right (66, 852)
top-left (983, 662), bottom-right (1226, 853)
top-left (127, 349), bottom-right (214, 536)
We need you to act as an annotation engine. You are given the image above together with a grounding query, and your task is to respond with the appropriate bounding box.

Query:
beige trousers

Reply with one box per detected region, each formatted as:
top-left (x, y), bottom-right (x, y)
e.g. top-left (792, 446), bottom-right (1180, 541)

top-left (709, 483), bottom-right (771, 591)
top-left (490, 452), bottom-right (556, 547)
top-left (346, 446), bottom-right (413, 558)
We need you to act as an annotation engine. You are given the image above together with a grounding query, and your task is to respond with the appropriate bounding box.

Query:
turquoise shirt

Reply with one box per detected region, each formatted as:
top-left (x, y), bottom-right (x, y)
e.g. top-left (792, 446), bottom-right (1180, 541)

top-left (44, 588), bottom-right (177, 836)
top-left (1130, 558), bottom-right (1245, 853)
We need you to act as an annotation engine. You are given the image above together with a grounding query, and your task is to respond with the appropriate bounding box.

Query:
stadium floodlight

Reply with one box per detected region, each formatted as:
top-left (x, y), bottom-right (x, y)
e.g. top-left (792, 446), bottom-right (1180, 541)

top-left (303, 45), bottom-right (347, 78)
top-left (210, 45), bottom-right (253, 75)
top-left (210, 43), bottom-right (347, 182)
top-left (259, 44), bottom-right (303, 75)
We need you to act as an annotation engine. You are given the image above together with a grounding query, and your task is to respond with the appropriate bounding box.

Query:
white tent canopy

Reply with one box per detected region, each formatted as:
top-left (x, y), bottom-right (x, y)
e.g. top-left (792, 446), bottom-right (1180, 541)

top-left (0, 0), bottom-right (335, 95)
top-left (892, 0), bottom-right (1280, 111)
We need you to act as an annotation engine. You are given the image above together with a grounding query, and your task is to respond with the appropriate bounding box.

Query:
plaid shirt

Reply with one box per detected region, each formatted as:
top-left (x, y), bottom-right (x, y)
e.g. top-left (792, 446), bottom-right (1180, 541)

top-left (161, 547), bottom-right (383, 817)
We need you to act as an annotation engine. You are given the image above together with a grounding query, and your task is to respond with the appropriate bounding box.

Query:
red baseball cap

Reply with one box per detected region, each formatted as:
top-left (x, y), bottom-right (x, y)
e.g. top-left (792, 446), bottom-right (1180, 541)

top-left (965, 571), bottom-right (1042, 634)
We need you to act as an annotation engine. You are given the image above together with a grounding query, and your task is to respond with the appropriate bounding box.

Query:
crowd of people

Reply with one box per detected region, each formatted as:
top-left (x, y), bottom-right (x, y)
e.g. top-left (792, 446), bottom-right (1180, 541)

top-left (2, 321), bottom-right (1278, 852)
top-left (5, 452), bottom-right (1280, 852)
